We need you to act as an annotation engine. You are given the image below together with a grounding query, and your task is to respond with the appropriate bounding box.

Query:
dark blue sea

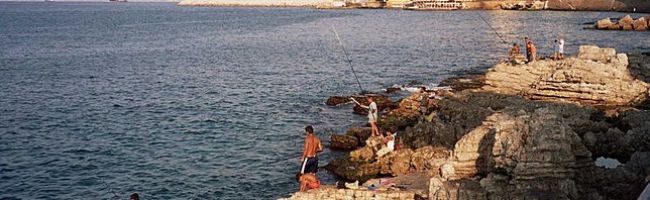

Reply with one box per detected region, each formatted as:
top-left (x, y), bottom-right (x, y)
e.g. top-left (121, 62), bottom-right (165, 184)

top-left (0, 2), bottom-right (648, 199)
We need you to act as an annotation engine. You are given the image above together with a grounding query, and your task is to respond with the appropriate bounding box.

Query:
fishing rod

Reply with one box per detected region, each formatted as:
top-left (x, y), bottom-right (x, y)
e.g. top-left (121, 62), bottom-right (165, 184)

top-left (331, 25), bottom-right (365, 93)
top-left (477, 13), bottom-right (509, 45)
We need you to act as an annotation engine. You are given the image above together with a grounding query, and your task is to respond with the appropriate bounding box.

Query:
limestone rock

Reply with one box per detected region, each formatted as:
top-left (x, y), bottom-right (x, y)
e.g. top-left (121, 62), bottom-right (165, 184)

top-left (482, 45), bottom-right (649, 107)
top-left (633, 17), bottom-right (648, 31)
top-left (620, 15), bottom-right (635, 30)
top-left (350, 146), bottom-right (374, 162)
top-left (346, 127), bottom-right (372, 145)
top-left (439, 74), bottom-right (486, 92)
top-left (577, 45), bottom-right (618, 62)
top-left (595, 18), bottom-right (612, 29)
top-left (607, 22), bottom-right (621, 30)
top-left (398, 92), bottom-right (424, 111)
top-left (325, 96), bottom-right (351, 106)
top-left (409, 146), bottom-right (451, 173)
top-left (329, 134), bottom-right (359, 150)
top-left (388, 149), bottom-right (413, 176)
top-left (626, 151), bottom-right (650, 178)
top-left (450, 108), bottom-right (593, 199)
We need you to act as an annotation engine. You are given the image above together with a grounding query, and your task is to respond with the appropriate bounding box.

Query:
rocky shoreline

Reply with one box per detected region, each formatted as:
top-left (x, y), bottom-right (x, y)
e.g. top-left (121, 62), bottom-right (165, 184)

top-left (177, 0), bottom-right (650, 12)
top-left (593, 15), bottom-right (650, 31)
top-left (280, 45), bottom-right (650, 200)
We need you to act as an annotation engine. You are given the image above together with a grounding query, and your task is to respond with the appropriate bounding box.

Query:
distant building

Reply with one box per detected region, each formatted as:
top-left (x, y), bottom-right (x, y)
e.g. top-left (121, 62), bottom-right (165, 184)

top-left (386, 0), bottom-right (472, 8)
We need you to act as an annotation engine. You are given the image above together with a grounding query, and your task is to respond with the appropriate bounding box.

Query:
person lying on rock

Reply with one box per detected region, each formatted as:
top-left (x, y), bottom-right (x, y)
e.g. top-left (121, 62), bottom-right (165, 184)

top-left (296, 173), bottom-right (320, 192)
top-left (376, 131), bottom-right (396, 158)
top-left (300, 125), bottom-right (322, 174)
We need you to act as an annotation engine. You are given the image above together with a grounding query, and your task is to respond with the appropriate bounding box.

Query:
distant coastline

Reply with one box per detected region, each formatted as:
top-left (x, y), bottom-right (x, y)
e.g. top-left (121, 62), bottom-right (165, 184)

top-left (176, 0), bottom-right (650, 13)
top-left (176, 0), bottom-right (329, 7)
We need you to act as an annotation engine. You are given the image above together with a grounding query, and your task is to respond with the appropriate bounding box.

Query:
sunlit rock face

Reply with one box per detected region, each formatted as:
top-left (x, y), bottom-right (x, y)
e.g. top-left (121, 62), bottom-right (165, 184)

top-left (482, 45), bottom-right (649, 107)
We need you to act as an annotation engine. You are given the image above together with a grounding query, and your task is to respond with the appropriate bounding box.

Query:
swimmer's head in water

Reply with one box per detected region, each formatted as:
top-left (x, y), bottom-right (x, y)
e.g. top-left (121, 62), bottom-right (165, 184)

top-left (130, 193), bottom-right (139, 200)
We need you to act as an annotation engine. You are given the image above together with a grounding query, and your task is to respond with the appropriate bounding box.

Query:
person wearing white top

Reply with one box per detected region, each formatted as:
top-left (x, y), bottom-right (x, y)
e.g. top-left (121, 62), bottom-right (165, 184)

top-left (376, 131), bottom-right (397, 158)
top-left (358, 97), bottom-right (380, 136)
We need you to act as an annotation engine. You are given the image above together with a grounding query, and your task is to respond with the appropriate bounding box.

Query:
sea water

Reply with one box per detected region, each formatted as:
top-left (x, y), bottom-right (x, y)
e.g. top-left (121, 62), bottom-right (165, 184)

top-left (1, 2), bottom-right (649, 199)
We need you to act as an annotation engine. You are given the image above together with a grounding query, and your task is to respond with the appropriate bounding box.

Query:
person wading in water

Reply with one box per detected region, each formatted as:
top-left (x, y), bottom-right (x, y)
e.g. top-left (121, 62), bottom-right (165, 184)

top-left (300, 125), bottom-right (322, 174)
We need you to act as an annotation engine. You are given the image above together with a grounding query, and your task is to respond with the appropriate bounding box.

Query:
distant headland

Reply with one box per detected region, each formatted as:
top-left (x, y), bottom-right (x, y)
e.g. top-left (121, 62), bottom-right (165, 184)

top-left (177, 0), bottom-right (650, 12)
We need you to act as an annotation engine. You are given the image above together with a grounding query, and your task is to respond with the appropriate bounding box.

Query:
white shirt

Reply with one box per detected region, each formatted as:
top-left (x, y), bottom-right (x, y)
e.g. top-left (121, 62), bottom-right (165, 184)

top-left (368, 102), bottom-right (378, 121)
top-left (558, 39), bottom-right (565, 54)
top-left (386, 133), bottom-right (397, 150)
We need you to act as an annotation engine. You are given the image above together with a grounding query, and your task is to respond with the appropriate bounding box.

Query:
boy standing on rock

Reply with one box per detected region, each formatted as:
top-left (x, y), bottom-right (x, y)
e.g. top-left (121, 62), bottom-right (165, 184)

top-left (300, 125), bottom-right (322, 174)
top-left (525, 37), bottom-right (537, 63)
top-left (362, 97), bottom-right (380, 137)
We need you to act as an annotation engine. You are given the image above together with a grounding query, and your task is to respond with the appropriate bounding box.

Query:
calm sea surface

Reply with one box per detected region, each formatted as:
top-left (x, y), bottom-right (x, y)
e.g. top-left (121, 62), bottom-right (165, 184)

top-left (0, 2), bottom-right (648, 199)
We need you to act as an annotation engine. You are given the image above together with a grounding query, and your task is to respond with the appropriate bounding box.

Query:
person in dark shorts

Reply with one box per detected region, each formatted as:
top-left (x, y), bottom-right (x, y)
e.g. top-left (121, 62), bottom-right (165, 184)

top-left (300, 125), bottom-right (322, 174)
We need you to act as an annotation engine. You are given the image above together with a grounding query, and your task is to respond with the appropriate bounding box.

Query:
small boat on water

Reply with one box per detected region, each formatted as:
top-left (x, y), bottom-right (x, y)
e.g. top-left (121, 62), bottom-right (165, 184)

top-left (44, 0), bottom-right (55, 2)
top-left (404, 0), bottom-right (465, 11)
top-left (109, 0), bottom-right (128, 2)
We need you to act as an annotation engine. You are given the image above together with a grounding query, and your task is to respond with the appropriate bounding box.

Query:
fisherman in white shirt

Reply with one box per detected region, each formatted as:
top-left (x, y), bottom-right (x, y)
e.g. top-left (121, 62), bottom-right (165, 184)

top-left (354, 97), bottom-right (379, 137)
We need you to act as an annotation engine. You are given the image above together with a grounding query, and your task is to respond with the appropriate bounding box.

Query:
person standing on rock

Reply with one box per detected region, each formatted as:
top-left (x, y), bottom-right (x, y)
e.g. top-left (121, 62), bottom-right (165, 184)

top-left (300, 125), bottom-right (322, 174)
top-left (553, 39), bottom-right (560, 60)
top-left (358, 97), bottom-right (380, 137)
top-left (558, 38), bottom-right (565, 60)
top-left (525, 37), bottom-right (537, 63)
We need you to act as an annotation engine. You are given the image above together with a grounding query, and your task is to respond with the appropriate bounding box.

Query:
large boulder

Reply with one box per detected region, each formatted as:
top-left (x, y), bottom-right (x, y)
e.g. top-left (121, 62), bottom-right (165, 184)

top-left (409, 146), bottom-right (451, 174)
top-left (350, 146), bottom-right (374, 162)
top-left (633, 17), bottom-right (648, 31)
top-left (346, 127), bottom-right (372, 145)
top-left (595, 18), bottom-right (613, 29)
top-left (329, 134), bottom-right (359, 150)
top-left (326, 96), bottom-right (351, 106)
top-left (482, 45), bottom-right (649, 107)
top-left (387, 149), bottom-right (413, 176)
top-left (620, 15), bottom-right (635, 30)
top-left (607, 22), bottom-right (621, 30)
top-left (451, 108), bottom-right (593, 199)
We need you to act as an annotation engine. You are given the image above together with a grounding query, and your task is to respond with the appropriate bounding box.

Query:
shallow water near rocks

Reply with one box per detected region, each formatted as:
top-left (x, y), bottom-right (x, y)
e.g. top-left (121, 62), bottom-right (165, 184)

top-left (1, 2), bottom-right (649, 199)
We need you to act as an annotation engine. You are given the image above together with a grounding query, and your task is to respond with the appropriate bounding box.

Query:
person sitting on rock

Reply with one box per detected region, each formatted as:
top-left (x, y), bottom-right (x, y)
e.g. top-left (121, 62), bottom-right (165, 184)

top-left (300, 125), bottom-right (322, 174)
top-left (376, 131), bottom-right (396, 158)
top-left (508, 43), bottom-right (521, 61)
top-left (296, 173), bottom-right (320, 192)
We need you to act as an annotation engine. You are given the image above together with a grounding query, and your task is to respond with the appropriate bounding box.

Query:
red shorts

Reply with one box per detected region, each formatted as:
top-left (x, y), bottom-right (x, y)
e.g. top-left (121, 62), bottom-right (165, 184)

top-left (307, 181), bottom-right (320, 189)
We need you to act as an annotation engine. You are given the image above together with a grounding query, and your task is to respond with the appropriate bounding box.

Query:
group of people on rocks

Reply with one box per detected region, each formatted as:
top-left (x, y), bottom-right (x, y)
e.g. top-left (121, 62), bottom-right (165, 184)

top-left (508, 37), bottom-right (565, 63)
top-left (297, 92), bottom-right (430, 192)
